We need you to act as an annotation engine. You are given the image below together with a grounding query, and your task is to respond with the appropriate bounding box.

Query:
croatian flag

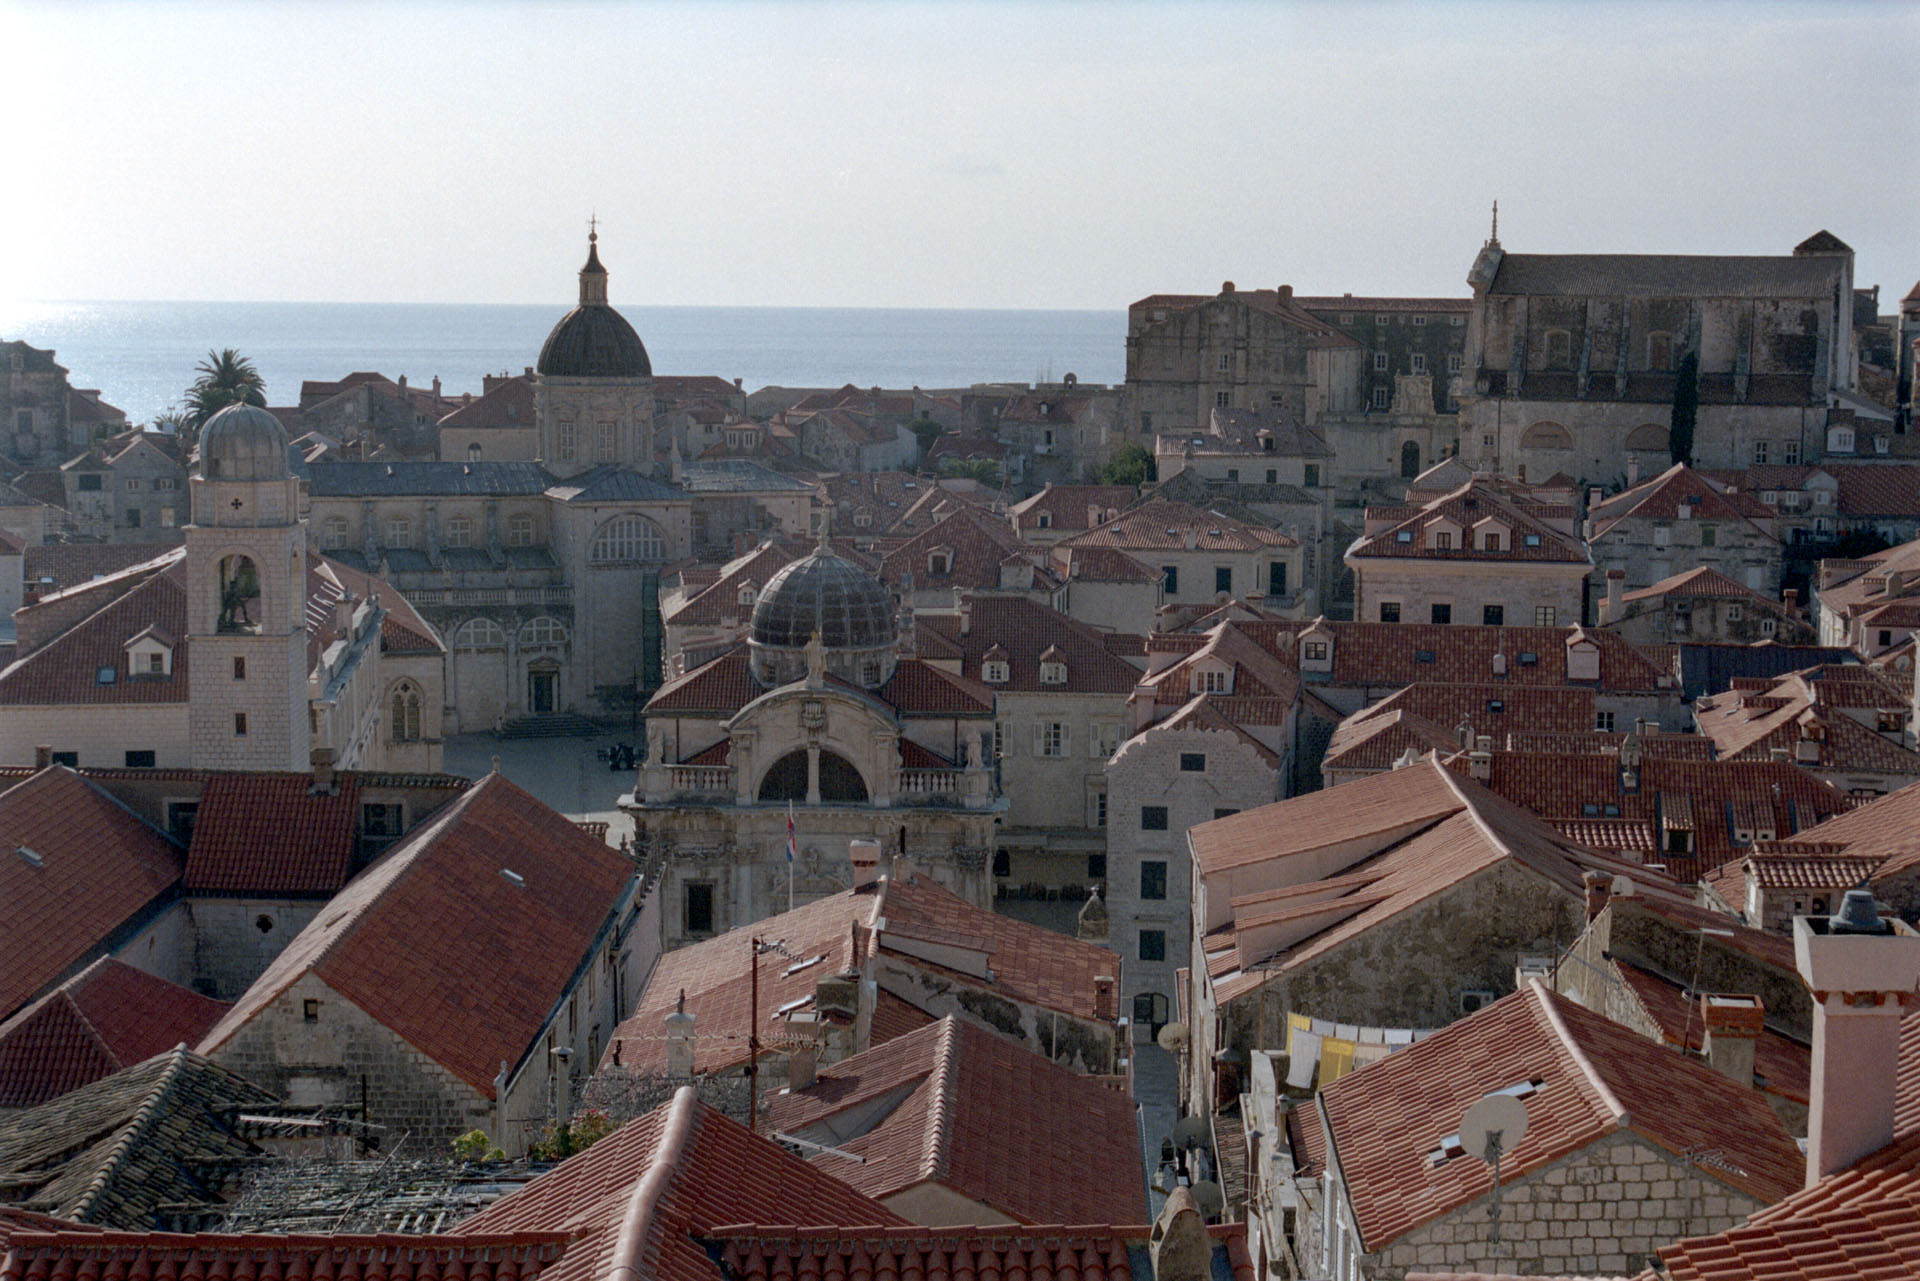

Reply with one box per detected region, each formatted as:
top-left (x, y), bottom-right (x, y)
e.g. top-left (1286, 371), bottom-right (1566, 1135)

top-left (786, 802), bottom-right (796, 864)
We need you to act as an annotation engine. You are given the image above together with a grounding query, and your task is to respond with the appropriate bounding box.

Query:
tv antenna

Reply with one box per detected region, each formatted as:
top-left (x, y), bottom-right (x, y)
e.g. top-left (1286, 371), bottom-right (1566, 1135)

top-left (1461, 1092), bottom-right (1530, 1244)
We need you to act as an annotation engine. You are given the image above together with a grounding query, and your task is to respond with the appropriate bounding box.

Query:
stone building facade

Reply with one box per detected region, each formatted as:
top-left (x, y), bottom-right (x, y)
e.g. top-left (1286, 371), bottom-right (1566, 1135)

top-left (4, 341), bottom-right (127, 471)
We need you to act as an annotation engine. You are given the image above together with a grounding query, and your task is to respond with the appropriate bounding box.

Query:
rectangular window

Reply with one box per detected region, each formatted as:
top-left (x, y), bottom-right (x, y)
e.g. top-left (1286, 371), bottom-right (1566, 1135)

top-left (1269, 561), bottom-right (1288, 596)
top-left (167, 802), bottom-right (199, 841)
top-left (1412, 314), bottom-right (1428, 327)
top-left (1753, 440), bottom-right (1770, 464)
top-left (1536, 606), bottom-right (1558, 626)
top-left (1139, 930), bottom-right (1167, 962)
top-left (1431, 603), bottom-right (1452, 625)
top-left (684, 882), bottom-right (715, 935)
top-left (1303, 464), bottom-right (1320, 488)
top-left (1227, 468), bottom-right (1238, 482)
top-left (1216, 353), bottom-right (1232, 373)
top-left (233, 713), bottom-right (248, 736)
top-left (1036, 722), bottom-right (1069, 757)
top-left (1141, 861), bottom-right (1168, 901)
top-left (1433, 531), bottom-right (1453, 550)
top-left (384, 518), bottom-right (412, 549)
top-left (1093, 791), bottom-right (1108, 827)
top-left (1372, 387), bottom-right (1390, 409)
top-left (1596, 711), bottom-right (1616, 732)
top-left (1214, 391), bottom-right (1230, 408)
top-left (1783, 441), bottom-right (1801, 464)
top-left (1374, 314), bottom-right (1389, 325)
top-left (1266, 469), bottom-right (1277, 484)
top-left (1411, 353), bottom-right (1428, 374)
top-left (1215, 566), bottom-right (1232, 594)
top-left (49, 750), bottom-right (78, 767)
top-left (361, 803), bottom-right (403, 837)
top-left (1094, 723), bottom-right (1121, 757)
top-left (1448, 353), bottom-right (1463, 374)
top-left (597, 421), bottom-right (616, 461)
top-left (1088, 853), bottom-right (1107, 880)
top-left (1180, 752), bottom-right (1206, 772)
top-left (125, 509), bottom-right (141, 528)
top-left (1141, 805), bottom-right (1169, 831)
top-left (147, 653), bottom-right (164, 673)
top-left (232, 657), bottom-right (245, 680)
top-left (1303, 641), bottom-right (1329, 661)
top-left (1483, 605), bottom-right (1504, 625)
top-left (445, 516), bottom-right (473, 548)
top-left (558, 422), bottom-right (577, 458)
top-left (1162, 566), bottom-right (1179, 594)
top-left (1214, 807), bottom-right (1239, 819)
top-left (1373, 351), bottom-right (1388, 372)
top-left (303, 999), bottom-right (320, 1023)
top-left (1200, 669), bottom-right (1227, 693)
top-left (125, 478), bottom-right (140, 491)
top-left (123, 750), bottom-right (155, 768)
top-left (1380, 601), bottom-right (1401, 623)
top-left (1701, 525), bottom-right (1717, 547)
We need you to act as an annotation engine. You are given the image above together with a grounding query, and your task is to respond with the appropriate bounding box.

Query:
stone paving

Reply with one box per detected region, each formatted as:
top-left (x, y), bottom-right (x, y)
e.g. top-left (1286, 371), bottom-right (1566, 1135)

top-left (1131, 1039), bottom-right (1181, 1217)
top-left (443, 731), bottom-right (638, 847)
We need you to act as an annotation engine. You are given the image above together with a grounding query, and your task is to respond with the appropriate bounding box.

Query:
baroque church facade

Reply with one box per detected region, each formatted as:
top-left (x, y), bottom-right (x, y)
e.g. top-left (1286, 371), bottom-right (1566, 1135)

top-left (628, 542), bottom-right (1004, 947)
top-left (303, 233), bottom-right (700, 730)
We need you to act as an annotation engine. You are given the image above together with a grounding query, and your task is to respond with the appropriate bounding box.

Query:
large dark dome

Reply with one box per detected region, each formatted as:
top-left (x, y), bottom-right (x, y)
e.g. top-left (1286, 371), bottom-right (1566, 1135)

top-left (537, 306), bottom-right (651, 378)
top-left (751, 549), bottom-right (896, 650)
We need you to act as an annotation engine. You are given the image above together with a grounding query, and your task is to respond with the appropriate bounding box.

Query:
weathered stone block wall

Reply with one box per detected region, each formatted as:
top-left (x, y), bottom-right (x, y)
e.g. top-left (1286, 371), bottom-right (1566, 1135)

top-left (204, 972), bottom-right (496, 1153)
top-left (186, 899), bottom-right (329, 1000)
top-left (872, 954), bottom-right (1115, 1074)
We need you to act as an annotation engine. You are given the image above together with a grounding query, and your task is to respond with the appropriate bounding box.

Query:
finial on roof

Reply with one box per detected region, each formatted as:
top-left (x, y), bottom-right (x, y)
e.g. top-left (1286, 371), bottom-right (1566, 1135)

top-left (1490, 199), bottom-right (1499, 245)
top-left (579, 217), bottom-right (608, 304)
top-left (817, 499), bottom-right (834, 552)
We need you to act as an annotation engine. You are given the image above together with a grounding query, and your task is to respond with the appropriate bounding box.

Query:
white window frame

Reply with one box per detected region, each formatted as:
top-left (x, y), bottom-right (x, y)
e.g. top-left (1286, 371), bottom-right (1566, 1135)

top-left (1035, 722), bottom-right (1070, 758)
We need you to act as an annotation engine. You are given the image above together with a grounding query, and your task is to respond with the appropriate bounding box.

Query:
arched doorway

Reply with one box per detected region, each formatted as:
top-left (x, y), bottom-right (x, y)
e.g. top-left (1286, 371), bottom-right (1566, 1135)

top-left (1400, 441), bottom-right (1421, 479)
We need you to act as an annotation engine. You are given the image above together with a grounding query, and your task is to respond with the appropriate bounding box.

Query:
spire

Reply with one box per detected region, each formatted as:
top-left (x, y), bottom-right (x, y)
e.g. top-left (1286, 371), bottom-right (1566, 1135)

top-left (579, 216), bottom-right (609, 306)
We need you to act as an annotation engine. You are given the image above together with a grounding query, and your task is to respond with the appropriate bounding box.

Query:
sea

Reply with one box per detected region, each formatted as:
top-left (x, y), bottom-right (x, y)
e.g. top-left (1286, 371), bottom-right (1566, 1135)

top-left (0, 301), bottom-right (1128, 428)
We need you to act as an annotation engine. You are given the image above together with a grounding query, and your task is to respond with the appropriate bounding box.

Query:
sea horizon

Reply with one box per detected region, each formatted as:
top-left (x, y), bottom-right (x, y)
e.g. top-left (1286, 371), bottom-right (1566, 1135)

top-left (0, 299), bottom-right (1128, 430)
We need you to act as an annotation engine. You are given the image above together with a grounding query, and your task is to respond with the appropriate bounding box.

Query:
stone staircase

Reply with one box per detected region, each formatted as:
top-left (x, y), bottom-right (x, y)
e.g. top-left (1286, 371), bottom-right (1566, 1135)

top-left (497, 713), bottom-right (604, 740)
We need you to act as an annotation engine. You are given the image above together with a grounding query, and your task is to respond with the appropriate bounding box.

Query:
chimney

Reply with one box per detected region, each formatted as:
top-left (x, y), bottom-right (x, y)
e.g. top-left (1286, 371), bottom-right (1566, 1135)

top-left (1603, 569), bottom-right (1625, 622)
top-left (1793, 890), bottom-right (1920, 1185)
top-left (849, 838), bottom-right (883, 886)
top-left (1094, 974), bottom-right (1117, 1021)
top-left (431, 376), bottom-right (441, 398)
top-left (665, 990), bottom-right (697, 1078)
top-left (1784, 587), bottom-right (1800, 613)
top-left (1469, 735), bottom-right (1493, 780)
top-left (1699, 993), bottom-right (1764, 1087)
top-left (785, 1010), bottom-right (820, 1091)
top-left (1278, 284), bottom-right (1293, 299)
top-left (1582, 869), bottom-right (1612, 922)
top-left (310, 747), bottom-right (337, 796)
top-left (1588, 486), bottom-right (1603, 509)
top-left (1627, 455), bottom-right (1641, 485)
top-left (33, 745), bottom-right (51, 769)
top-left (1151, 1187), bottom-right (1214, 1279)
top-left (397, 374), bottom-right (407, 393)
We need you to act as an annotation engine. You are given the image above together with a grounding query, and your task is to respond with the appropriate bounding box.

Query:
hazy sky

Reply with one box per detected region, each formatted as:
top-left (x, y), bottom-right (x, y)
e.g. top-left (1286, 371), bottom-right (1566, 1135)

top-left (3, 1), bottom-right (1915, 310)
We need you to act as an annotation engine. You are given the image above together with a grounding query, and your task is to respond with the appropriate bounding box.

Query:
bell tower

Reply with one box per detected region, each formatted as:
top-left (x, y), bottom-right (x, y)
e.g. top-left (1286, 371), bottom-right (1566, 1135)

top-left (184, 402), bottom-right (312, 770)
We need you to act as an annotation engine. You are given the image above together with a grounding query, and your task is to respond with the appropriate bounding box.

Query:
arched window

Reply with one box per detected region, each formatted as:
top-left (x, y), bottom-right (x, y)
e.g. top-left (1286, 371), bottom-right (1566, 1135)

top-left (319, 517), bottom-right (349, 550)
top-left (506, 514), bottom-right (536, 547)
top-left (1624, 424), bottom-right (1670, 452)
top-left (590, 515), bottom-right (665, 564)
top-left (1520, 421), bottom-right (1573, 450)
top-left (1399, 441), bottom-right (1421, 479)
top-left (216, 554), bottom-right (261, 634)
top-left (389, 681), bottom-right (423, 742)
top-left (520, 615), bottom-right (569, 647)
top-left (758, 749), bottom-right (869, 804)
top-left (454, 618), bottom-right (507, 649)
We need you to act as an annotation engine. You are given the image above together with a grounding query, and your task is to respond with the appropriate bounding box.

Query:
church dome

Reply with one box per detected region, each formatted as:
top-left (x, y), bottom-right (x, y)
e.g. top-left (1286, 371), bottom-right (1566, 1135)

top-left (536, 234), bottom-right (652, 379)
top-left (199, 402), bottom-right (289, 481)
top-left (750, 547), bottom-right (896, 652)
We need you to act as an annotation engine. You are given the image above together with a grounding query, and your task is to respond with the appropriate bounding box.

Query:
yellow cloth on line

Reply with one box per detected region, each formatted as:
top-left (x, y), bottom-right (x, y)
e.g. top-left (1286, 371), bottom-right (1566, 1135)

top-left (1319, 1037), bottom-right (1357, 1083)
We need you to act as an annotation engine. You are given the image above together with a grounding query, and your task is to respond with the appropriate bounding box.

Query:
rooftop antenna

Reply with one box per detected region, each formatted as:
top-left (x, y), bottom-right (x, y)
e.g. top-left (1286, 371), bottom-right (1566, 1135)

top-left (1490, 199), bottom-right (1498, 244)
top-left (1461, 1091), bottom-right (1530, 1245)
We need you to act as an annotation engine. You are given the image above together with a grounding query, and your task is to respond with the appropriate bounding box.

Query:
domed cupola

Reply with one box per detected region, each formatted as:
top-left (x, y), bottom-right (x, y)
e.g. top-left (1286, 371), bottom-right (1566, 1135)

top-left (198, 402), bottom-right (290, 481)
top-left (537, 230), bottom-right (652, 379)
top-left (749, 544), bottom-right (899, 689)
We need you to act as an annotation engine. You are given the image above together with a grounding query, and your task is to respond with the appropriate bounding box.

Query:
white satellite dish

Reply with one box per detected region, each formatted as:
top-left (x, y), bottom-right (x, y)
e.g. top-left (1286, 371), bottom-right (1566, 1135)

top-left (1461, 1092), bottom-right (1529, 1162)
top-left (1172, 1115), bottom-right (1211, 1149)
top-left (1460, 1092), bottom-right (1530, 1244)
top-left (1188, 1180), bottom-right (1225, 1218)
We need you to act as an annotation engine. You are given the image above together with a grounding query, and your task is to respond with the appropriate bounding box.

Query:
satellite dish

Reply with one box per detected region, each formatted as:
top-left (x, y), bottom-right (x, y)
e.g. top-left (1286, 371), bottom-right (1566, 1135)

top-left (1462, 1092), bottom-right (1530, 1162)
top-left (1188, 1180), bottom-right (1225, 1218)
top-left (1172, 1115), bottom-right (1211, 1148)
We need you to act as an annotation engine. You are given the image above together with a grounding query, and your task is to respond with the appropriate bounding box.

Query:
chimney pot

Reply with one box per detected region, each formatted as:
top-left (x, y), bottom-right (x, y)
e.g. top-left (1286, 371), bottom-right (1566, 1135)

top-left (33, 745), bottom-right (51, 769)
top-left (1700, 993), bottom-right (1764, 1086)
top-left (849, 838), bottom-right (883, 886)
top-left (310, 747), bottom-right (337, 795)
top-left (1582, 869), bottom-right (1612, 922)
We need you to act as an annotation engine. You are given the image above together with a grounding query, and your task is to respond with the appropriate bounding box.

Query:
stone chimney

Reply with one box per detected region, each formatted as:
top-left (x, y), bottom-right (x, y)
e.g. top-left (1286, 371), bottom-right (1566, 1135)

top-left (1793, 890), bottom-right (1920, 1185)
top-left (1602, 569), bottom-right (1625, 623)
top-left (1150, 1187), bottom-right (1213, 1281)
top-left (33, 745), bottom-right (51, 769)
top-left (1627, 454), bottom-right (1641, 485)
top-left (1582, 869), bottom-right (1612, 922)
top-left (1699, 993), bottom-right (1764, 1086)
top-left (1469, 734), bottom-right (1493, 780)
top-left (785, 1009), bottom-right (820, 1091)
top-left (431, 376), bottom-right (441, 398)
top-left (849, 838), bottom-right (883, 886)
top-left (665, 990), bottom-right (696, 1077)
top-left (310, 747), bottom-right (337, 796)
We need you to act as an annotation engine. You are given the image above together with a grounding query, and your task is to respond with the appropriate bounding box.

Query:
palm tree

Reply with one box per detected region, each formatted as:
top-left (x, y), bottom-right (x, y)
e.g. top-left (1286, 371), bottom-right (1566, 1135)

top-left (184, 349), bottom-right (267, 434)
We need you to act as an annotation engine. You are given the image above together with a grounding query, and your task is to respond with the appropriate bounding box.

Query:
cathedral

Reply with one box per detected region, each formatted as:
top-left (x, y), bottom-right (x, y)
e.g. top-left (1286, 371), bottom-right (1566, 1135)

top-left (628, 539), bottom-right (1004, 948)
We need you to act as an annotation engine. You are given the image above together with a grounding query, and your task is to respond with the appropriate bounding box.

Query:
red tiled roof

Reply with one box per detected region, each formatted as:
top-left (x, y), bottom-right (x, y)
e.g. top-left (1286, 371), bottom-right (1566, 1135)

top-left (939, 595), bottom-right (1142, 695)
top-left (1058, 499), bottom-right (1295, 553)
top-left (181, 773), bottom-right (365, 896)
top-left (437, 373), bottom-right (534, 428)
top-left (765, 1016), bottom-right (1144, 1225)
top-left (878, 506), bottom-right (1030, 592)
top-left (664, 541), bottom-right (804, 627)
top-left (1620, 566), bottom-right (1785, 608)
top-left (605, 875), bottom-right (1119, 1078)
top-left (1589, 464), bottom-right (1776, 538)
top-left (1610, 959), bottom-right (1808, 1104)
top-left (199, 774), bottom-right (632, 1096)
top-left (1350, 481), bottom-right (1589, 564)
top-left (0, 958), bottom-right (229, 1107)
top-left (460, 1089), bottom-right (905, 1281)
top-left (1008, 485), bottom-right (1136, 532)
top-left (1320, 982), bottom-right (1802, 1252)
top-left (0, 769), bottom-right (184, 1020)
top-left (646, 649), bottom-right (760, 714)
top-left (1190, 758), bottom-right (1462, 875)
top-left (875, 659), bottom-right (995, 717)
top-left (1219, 620), bottom-right (1671, 693)
top-left (710, 1225), bottom-right (1255, 1281)
top-left (0, 1233), bottom-right (574, 1281)
top-left (21, 544), bottom-right (178, 595)
top-left (1050, 543), bottom-right (1162, 583)
top-left (0, 557), bottom-right (189, 706)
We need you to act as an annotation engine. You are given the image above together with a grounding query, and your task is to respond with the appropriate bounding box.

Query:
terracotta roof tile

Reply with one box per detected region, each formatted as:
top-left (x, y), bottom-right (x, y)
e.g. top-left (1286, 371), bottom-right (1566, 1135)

top-left (0, 769), bottom-right (185, 1021)
top-left (461, 1089), bottom-right (905, 1281)
top-left (181, 773), bottom-right (365, 896)
top-left (708, 1224), bottom-right (1254, 1281)
top-left (1351, 481), bottom-right (1590, 564)
top-left (765, 1016), bottom-right (1144, 1224)
top-left (1058, 499), bottom-right (1295, 553)
top-left (199, 775), bottom-right (633, 1097)
top-left (1320, 982), bottom-right (1801, 1252)
top-left (0, 958), bottom-right (228, 1107)
top-left (0, 1233), bottom-right (574, 1281)
top-left (1008, 485), bottom-right (1137, 533)
top-left (1213, 619), bottom-right (1670, 693)
top-left (945, 596), bottom-right (1142, 694)
top-left (1610, 959), bottom-right (1808, 1104)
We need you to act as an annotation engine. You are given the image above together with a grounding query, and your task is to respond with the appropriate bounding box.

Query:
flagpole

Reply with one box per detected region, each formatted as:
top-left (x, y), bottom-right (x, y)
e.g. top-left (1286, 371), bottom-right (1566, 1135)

top-left (787, 800), bottom-right (796, 913)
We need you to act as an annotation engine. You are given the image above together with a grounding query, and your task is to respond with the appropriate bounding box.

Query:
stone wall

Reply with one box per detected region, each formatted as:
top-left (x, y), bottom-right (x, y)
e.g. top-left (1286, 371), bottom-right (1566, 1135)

top-left (872, 953), bottom-right (1116, 1075)
top-left (186, 899), bottom-right (330, 1000)
top-left (0, 703), bottom-right (188, 768)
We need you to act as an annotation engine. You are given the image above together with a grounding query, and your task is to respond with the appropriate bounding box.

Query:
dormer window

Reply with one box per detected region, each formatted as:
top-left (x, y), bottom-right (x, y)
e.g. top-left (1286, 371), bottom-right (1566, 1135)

top-left (1396, 530), bottom-right (1413, 544)
top-left (1196, 667), bottom-right (1229, 694)
top-left (736, 583), bottom-right (756, 608)
top-left (854, 510), bottom-right (874, 529)
top-left (1037, 512), bottom-right (1052, 529)
top-left (929, 550), bottom-right (953, 575)
top-left (1040, 661), bottom-right (1067, 685)
top-left (983, 660), bottom-right (1010, 683)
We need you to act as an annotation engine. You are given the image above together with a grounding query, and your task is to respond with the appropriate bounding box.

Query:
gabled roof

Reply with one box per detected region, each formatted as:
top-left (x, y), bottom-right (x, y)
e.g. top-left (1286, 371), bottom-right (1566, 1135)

top-left (199, 774), bottom-right (633, 1097)
top-left (1058, 499), bottom-right (1295, 553)
top-left (0, 958), bottom-right (229, 1108)
top-left (605, 873), bottom-right (1119, 1078)
top-left (1321, 706), bottom-right (1459, 776)
top-left (180, 772), bottom-right (365, 896)
top-left (923, 595), bottom-right (1141, 695)
top-left (460, 1088), bottom-right (906, 1281)
top-left (436, 373), bottom-right (534, 428)
top-left (1048, 543), bottom-right (1161, 583)
top-left (0, 769), bottom-right (184, 1021)
top-left (0, 556), bottom-right (189, 706)
top-left (764, 1016), bottom-right (1145, 1225)
top-left (878, 506), bottom-right (1031, 592)
top-left (1319, 982), bottom-right (1802, 1252)
top-left (1136, 621), bottom-right (1300, 727)
top-left (1609, 959), bottom-right (1808, 1105)
top-left (1350, 481), bottom-right (1588, 564)
top-left (1486, 251), bottom-right (1845, 299)
top-left (1190, 757), bottom-right (1465, 876)
top-left (1127, 288), bottom-right (1362, 349)
top-left (1588, 464), bottom-right (1776, 540)
top-left (1620, 566), bottom-right (1785, 609)
top-left (0, 1048), bottom-right (279, 1227)
top-left (1765, 778), bottom-right (1920, 884)
top-left (1008, 484), bottom-right (1137, 533)
top-left (544, 464), bottom-right (686, 504)
top-left (664, 540), bottom-right (806, 628)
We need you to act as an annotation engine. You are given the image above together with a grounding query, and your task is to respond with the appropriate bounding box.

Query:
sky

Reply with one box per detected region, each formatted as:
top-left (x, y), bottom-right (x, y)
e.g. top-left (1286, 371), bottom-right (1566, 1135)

top-left (2, 0), bottom-right (1916, 311)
